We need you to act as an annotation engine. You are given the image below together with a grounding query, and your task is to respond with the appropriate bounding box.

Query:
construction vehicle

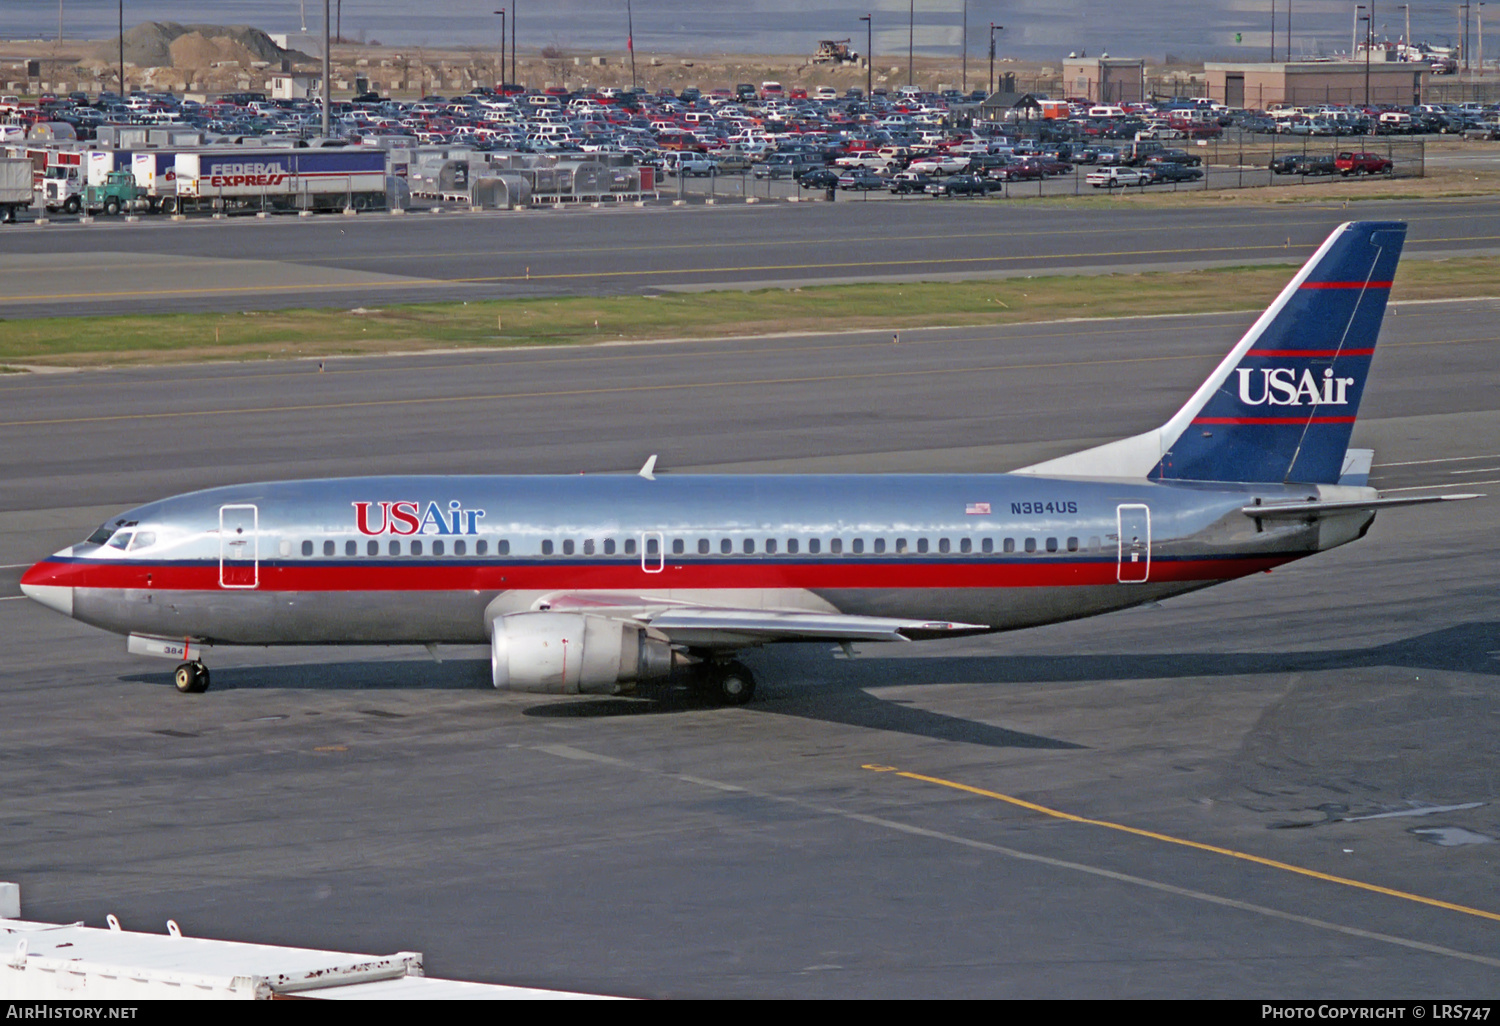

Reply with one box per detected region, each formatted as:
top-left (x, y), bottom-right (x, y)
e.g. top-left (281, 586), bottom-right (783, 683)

top-left (813, 39), bottom-right (859, 64)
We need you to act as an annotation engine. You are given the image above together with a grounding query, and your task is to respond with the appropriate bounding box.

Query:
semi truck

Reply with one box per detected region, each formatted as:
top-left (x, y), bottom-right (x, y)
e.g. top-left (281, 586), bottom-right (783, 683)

top-left (0, 158), bottom-right (32, 222)
top-left (174, 148), bottom-right (388, 212)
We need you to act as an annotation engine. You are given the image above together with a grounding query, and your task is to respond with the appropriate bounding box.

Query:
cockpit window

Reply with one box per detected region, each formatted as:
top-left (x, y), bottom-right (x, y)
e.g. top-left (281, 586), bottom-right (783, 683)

top-left (106, 530), bottom-right (134, 550)
top-left (128, 531), bottom-right (156, 550)
top-left (86, 523), bottom-right (117, 545)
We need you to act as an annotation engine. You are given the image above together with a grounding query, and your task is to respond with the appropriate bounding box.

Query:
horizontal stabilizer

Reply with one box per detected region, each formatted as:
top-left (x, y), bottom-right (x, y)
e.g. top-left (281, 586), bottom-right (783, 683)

top-left (1242, 493), bottom-right (1482, 519)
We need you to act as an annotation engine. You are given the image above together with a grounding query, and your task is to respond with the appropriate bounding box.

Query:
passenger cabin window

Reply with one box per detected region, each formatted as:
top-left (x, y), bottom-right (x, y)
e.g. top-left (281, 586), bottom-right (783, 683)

top-left (1067, 537), bottom-right (1079, 552)
top-left (766, 538), bottom-right (777, 554)
top-left (583, 539), bottom-right (595, 556)
top-left (896, 538), bottom-right (908, 553)
top-left (644, 538), bottom-right (657, 556)
top-left (808, 539), bottom-right (821, 554)
top-left (699, 538), bottom-right (711, 555)
top-left (301, 540), bottom-right (314, 557)
top-left (542, 540), bottom-right (554, 555)
top-left (346, 540), bottom-right (357, 557)
top-left (1024, 538), bottom-right (1036, 553)
top-left (916, 538), bottom-right (929, 554)
top-left (1046, 537), bottom-right (1058, 553)
top-left (960, 538), bottom-right (972, 554)
top-left (603, 539), bottom-right (615, 555)
top-left (743, 538), bottom-right (755, 554)
top-left (873, 538), bottom-right (886, 554)
top-left (672, 539), bottom-right (685, 555)
top-left (626, 538), bottom-right (638, 556)
top-left (1003, 538), bottom-right (1015, 554)
top-left (829, 539), bottom-right (842, 554)
top-left (454, 540), bottom-right (466, 556)
top-left (938, 538), bottom-right (950, 554)
top-left (851, 538), bottom-right (863, 554)
top-left (324, 540), bottom-right (336, 557)
top-left (787, 539), bottom-right (799, 554)
top-left (721, 538), bottom-right (732, 554)
top-left (411, 539), bottom-right (423, 556)
top-left (432, 540), bottom-right (445, 556)
top-left (477, 539), bottom-right (490, 556)
top-left (368, 540), bottom-right (380, 556)
top-left (563, 540), bottom-right (575, 556)
top-left (982, 538), bottom-right (993, 554)
top-left (388, 540), bottom-right (401, 556)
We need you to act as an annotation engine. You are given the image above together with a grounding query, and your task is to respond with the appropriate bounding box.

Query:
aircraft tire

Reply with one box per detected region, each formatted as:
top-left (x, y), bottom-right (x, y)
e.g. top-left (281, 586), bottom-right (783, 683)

top-left (710, 661), bottom-right (756, 706)
top-left (174, 661), bottom-right (210, 694)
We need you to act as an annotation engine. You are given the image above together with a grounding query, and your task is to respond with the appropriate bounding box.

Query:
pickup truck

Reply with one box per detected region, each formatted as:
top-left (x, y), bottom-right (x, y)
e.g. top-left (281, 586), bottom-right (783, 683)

top-left (1335, 151), bottom-right (1394, 176)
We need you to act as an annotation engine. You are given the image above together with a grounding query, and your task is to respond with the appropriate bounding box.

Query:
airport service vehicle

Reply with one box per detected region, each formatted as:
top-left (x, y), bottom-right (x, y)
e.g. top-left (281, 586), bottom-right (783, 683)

top-left (0, 158), bottom-right (32, 222)
top-left (22, 223), bottom-right (1475, 705)
top-left (174, 149), bottom-right (387, 212)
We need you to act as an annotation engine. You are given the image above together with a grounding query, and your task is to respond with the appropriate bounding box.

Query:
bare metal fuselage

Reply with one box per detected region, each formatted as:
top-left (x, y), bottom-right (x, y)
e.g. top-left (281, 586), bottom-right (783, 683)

top-left (24, 473), bottom-right (1370, 649)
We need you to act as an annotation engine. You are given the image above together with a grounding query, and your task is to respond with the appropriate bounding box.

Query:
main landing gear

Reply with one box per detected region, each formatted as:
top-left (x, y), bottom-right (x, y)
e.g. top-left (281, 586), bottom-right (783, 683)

top-left (698, 660), bottom-right (756, 706)
top-left (173, 661), bottom-right (210, 694)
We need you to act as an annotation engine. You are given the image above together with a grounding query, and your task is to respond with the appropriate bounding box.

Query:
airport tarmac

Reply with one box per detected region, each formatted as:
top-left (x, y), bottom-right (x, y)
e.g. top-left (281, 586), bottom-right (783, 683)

top-left (2, 198), bottom-right (1500, 318)
top-left (0, 299), bottom-right (1496, 998)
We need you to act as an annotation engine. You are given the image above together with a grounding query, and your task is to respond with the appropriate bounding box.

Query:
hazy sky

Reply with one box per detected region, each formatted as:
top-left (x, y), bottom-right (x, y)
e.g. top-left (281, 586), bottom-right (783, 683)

top-left (1, 1), bottom-right (1469, 59)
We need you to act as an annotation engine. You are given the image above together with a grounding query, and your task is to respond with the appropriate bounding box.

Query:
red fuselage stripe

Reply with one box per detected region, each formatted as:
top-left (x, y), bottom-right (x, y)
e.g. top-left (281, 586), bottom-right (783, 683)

top-left (23, 556), bottom-right (1296, 592)
top-left (1193, 416), bottom-right (1357, 425)
top-left (1244, 349), bottom-right (1374, 357)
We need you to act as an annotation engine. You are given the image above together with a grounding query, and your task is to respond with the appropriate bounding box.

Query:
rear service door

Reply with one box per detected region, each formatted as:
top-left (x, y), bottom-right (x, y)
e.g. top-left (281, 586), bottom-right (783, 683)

top-left (219, 504), bottom-right (259, 588)
top-left (1116, 503), bottom-right (1150, 583)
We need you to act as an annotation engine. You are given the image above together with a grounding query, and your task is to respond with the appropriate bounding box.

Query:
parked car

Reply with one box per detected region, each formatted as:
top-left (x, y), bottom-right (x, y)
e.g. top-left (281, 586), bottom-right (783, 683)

top-left (924, 174), bottom-right (992, 196)
top-left (1335, 151), bottom-right (1394, 175)
top-left (1086, 166), bottom-right (1148, 188)
top-left (888, 171), bottom-right (935, 194)
top-left (798, 168), bottom-right (841, 189)
top-left (1143, 161), bottom-right (1204, 184)
top-left (837, 170), bottom-right (888, 191)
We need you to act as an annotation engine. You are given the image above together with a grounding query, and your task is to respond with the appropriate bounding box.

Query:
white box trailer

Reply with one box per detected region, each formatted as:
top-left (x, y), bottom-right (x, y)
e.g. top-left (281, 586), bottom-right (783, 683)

top-left (175, 148), bottom-right (389, 212)
top-left (0, 157), bottom-right (30, 222)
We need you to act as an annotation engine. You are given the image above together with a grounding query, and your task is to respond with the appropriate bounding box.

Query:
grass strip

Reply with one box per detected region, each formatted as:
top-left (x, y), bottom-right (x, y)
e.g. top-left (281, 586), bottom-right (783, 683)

top-left (0, 257), bottom-right (1495, 368)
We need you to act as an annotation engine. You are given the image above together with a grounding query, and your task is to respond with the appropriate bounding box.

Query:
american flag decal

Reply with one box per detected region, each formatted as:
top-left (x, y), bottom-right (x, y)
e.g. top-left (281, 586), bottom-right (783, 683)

top-left (965, 502), bottom-right (991, 515)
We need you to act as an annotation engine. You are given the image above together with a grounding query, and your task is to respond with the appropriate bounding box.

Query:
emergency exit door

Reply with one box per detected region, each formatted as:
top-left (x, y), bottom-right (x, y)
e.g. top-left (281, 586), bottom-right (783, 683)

top-left (1116, 504), bottom-right (1151, 583)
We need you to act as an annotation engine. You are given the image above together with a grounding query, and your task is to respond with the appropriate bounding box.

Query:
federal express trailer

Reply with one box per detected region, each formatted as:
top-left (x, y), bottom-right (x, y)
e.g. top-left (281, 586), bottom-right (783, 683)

top-left (174, 148), bottom-right (389, 212)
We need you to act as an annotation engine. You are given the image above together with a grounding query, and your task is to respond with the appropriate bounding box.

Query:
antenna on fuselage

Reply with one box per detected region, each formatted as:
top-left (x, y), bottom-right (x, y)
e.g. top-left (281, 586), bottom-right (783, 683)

top-left (638, 454), bottom-right (658, 481)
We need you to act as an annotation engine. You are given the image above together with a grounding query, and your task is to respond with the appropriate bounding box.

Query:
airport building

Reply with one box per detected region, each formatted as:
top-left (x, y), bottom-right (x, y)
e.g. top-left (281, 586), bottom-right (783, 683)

top-left (1203, 60), bottom-right (1427, 108)
top-left (1061, 56), bottom-right (1147, 104)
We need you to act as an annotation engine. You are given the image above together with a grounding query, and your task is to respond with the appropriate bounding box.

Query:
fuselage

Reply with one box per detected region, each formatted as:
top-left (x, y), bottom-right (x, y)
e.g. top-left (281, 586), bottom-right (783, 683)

top-left (21, 472), bottom-right (1372, 648)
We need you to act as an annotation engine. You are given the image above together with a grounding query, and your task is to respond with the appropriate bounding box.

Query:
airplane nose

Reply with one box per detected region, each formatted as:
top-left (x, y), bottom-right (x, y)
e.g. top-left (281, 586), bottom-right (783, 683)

top-left (19, 561), bottom-right (74, 617)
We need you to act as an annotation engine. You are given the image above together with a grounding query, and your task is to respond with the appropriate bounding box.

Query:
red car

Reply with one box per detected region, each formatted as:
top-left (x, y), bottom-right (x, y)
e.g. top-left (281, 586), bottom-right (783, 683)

top-left (1335, 151), bottom-right (1394, 176)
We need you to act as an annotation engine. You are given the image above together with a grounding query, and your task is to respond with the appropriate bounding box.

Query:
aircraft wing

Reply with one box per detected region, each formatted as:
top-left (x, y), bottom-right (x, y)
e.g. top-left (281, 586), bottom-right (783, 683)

top-left (533, 592), bottom-right (988, 646)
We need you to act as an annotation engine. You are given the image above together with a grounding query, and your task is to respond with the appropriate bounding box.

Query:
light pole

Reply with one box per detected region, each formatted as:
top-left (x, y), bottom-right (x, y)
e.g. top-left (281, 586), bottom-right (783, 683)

top-left (118, 0), bottom-right (124, 96)
top-left (1362, 10), bottom-right (1372, 105)
top-left (859, 14), bottom-right (872, 100)
top-left (962, 0), bottom-right (967, 94)
top-left (511, 1), bottom-right (518, 89)
top-left (989, 23), bottom-right (1002, 98)
top-left (908, 0), bottom-right (914, 88)
top-left (1272, 0), bottom-right (1277, 61)
top-left (626, 0), bottom-right (636, 91)
top-left (501, 9), bottom-right (513, 88)
top-left (321, 0), bottom-right (330, 137)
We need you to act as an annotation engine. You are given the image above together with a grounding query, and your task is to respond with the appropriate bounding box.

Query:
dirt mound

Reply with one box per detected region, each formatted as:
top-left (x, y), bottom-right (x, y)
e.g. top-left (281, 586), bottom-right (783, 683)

top-left (99, 22), bottom-right (314, 69)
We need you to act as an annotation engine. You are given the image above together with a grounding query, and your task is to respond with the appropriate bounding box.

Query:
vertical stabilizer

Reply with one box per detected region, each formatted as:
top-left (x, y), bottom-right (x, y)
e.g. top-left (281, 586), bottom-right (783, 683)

top-left (1014, 221), bottom-right (1406, 484)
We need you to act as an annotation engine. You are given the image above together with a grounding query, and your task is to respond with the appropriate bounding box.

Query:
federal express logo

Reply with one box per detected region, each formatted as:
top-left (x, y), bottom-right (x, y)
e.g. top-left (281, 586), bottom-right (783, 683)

top-left (207, 161), bottom-right (290, 187)
top-left (353, 501), bottom-right (486, 536)
top-left (1236, 367), bottom-right (1356, 407)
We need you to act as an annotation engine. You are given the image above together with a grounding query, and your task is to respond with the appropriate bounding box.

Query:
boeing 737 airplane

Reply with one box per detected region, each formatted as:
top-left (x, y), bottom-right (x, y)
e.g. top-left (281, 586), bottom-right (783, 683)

top-left (19, 221), bottom-right (1476, 703)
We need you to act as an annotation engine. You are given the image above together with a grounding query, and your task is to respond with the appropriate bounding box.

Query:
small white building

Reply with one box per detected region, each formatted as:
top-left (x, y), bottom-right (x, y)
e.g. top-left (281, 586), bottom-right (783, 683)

top-left (271, 72), bottom-right (322, 100)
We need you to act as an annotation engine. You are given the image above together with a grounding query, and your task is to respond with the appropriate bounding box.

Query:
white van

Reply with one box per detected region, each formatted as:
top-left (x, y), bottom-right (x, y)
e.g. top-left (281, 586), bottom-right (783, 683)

top-left (1088, 105), bottom-right (1126, 118)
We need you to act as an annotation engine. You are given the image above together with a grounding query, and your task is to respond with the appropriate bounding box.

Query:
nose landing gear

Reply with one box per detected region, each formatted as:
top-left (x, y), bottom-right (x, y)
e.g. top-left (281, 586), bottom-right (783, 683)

top-left (173, 661), bottom-right (210, 694)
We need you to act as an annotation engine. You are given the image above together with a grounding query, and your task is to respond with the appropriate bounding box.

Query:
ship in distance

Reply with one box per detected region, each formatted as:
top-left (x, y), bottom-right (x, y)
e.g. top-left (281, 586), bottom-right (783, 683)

top-left (20, 221), bottom-right (1477, 704)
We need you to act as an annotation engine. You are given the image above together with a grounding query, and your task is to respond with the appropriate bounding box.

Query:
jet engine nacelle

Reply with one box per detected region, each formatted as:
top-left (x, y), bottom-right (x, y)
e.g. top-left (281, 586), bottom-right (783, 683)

top-left (489, 611), bottom-right (674, 694)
